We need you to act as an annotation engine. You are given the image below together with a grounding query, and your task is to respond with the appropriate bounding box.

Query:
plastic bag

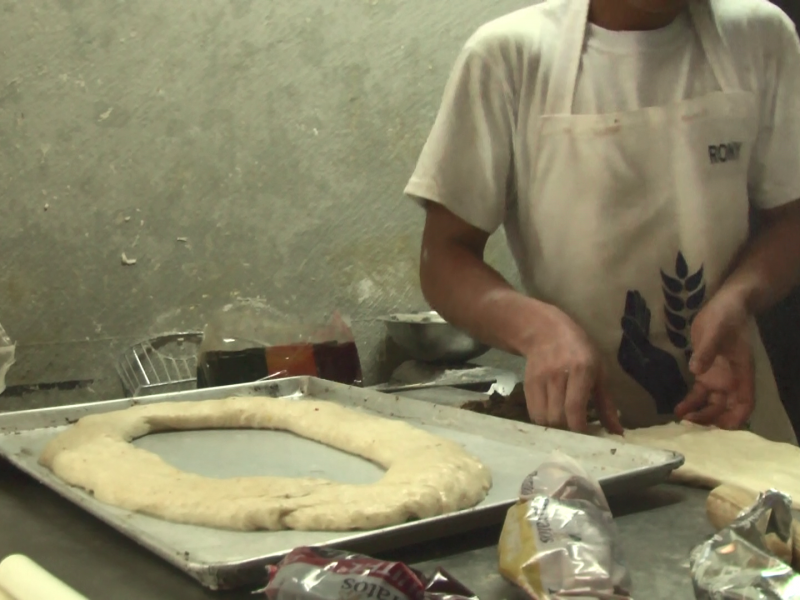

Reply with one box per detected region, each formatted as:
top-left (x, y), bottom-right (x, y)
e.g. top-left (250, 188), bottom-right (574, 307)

top-left (498, 452), bottom-right (633, 599)
top-left (197, 299), bottom-right (362, 388)
top-left (262, 547), bottom-right (479, 600)
top-left (0, 322), bottom-right (14, 396)
top-left (691, 490), bottom-right (800, 599)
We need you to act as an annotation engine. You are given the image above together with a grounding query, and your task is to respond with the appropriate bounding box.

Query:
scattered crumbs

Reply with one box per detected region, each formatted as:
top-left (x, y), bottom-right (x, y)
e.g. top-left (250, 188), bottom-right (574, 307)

top-left (610, 448), bottom-right (617, 455)
top-left (44, 203), bottom-right (49, 211)
top-left (177, 237), bottom-right (188, 243)
top-left (121, 252), bottom-right (137, 266)
top-left (124, 216), bottom-right (131, 222)
top-left (314, 408), bottom-right (319, 412)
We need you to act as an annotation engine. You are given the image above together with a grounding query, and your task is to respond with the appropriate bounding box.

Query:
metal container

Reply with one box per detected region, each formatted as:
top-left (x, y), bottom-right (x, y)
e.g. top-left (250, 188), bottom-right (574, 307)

top-left (0, 377), bottom-right (683, 591)
top-left (382, 311), bottom-right (489, 363)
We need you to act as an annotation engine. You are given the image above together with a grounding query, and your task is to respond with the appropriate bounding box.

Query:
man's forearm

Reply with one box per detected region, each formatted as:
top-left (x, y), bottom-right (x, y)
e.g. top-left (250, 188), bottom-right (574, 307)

top-left (420, 238), bottom-right (554, 357)
top-left (720, 199), bottom-right (800, 315)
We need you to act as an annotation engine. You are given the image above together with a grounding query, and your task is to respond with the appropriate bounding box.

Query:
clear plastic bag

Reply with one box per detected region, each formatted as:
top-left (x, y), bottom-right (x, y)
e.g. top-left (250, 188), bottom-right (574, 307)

top-left (498, 452), bottom-right (633, 600)
top-left (691, 489), bottom-right (800, 599)
top-left (0, 322), bottom-right (15, 396)
top-left (197, 299), bottom-right (362, 388)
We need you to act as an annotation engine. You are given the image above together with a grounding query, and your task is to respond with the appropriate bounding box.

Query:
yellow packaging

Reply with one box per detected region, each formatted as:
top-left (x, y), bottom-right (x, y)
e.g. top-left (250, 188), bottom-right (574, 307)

top-left (497, 453), bottom-right (632, 599)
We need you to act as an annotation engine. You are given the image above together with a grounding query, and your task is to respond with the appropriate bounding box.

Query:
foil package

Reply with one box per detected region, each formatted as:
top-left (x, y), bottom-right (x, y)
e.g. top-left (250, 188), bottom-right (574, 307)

top-left (498, 452), bottom-right (633, 599)
top-left (262, 546), bottom-right (479, 600)
top-left (691, 490), bottom-right (800, 599)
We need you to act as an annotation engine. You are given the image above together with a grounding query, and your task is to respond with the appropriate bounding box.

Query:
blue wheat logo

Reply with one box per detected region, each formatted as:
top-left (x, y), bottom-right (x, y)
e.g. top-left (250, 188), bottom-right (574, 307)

top-left (661, 252), bottom-right (705, 361)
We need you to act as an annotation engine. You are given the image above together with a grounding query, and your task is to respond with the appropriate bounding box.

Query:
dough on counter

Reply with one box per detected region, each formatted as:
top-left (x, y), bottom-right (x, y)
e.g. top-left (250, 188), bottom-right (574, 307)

top-left (596, 421), bottom-right (800, 508)
top-left (39, 397), bottom-right (492, 531)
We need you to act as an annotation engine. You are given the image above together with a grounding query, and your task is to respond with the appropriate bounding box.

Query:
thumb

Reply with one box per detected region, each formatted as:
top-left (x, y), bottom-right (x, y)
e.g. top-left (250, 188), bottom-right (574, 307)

top-left (689, 323), bottom-right (721, 376)
top-left (595, 375), bottom-right (624, 436)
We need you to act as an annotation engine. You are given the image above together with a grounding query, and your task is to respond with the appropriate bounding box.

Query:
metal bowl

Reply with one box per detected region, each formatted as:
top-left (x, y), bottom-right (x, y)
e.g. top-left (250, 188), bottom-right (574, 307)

top-left (381, 311), bottom-right (489, 364)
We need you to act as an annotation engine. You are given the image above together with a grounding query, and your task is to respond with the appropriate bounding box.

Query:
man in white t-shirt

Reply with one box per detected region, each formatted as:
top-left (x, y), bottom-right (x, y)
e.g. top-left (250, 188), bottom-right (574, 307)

top-left (405, 0), bottom-right (800, 444)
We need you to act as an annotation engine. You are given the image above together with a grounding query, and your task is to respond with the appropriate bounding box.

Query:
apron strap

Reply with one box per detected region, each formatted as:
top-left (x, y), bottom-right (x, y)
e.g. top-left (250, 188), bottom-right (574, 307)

top-left (543, 0), bottom-right (743, 116)
top-left (687, 0), bottom-right (742, 93)
top-left (543, 0), bottom-right (590, 116)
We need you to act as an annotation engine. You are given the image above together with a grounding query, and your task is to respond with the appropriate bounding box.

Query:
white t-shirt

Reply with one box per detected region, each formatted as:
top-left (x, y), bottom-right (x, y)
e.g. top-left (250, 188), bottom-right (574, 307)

top-left (405, 0), bottom-right (800, 233)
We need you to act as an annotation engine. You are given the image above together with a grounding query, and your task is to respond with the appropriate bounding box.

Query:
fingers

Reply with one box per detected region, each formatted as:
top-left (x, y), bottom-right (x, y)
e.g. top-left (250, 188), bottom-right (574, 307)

top-left (689, 331), bottom-right (720, 376)
top-left (683, 392), bottom-right (727, 426)
top-left (525, 364), bottom-right (593, 433)
top-left (717, 351), bottom-right (755, 430)
top-left (674, 383), bottom-right (709, 420)
top-left (546, 373), bottom-right (569, 429)
top-left (716, 401), bottom-right (754, 430)
top-left (594, 376), bottom-right (624, 435)
top-left (564, 367), bottom-right (592, 433)
top-left (526, 378), bottom-right (548, 427)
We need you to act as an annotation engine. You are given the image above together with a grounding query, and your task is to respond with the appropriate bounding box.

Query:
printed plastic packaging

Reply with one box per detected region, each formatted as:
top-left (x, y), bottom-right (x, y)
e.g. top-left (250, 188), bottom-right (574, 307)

top-left (498, 453), bottom-right (633, 599)
top-left (263, 547), bottom-right (478, 600)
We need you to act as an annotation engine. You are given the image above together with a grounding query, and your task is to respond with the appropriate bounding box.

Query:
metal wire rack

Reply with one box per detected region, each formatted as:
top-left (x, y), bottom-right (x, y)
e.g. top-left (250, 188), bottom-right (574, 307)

top-left (116, 332), bottom-right (203, 398)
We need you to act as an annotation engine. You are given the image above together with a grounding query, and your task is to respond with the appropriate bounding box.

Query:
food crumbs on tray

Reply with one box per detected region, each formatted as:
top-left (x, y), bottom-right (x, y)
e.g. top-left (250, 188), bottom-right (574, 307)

top-left (611, 448), bottom-right (617, 455)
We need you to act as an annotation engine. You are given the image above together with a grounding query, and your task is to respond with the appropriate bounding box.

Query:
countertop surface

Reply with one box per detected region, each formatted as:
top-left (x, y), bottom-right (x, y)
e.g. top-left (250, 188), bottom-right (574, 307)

top-left (0, 383), bottom-right (714, 599)
top-left (0, 456), bottom-right (713, 600)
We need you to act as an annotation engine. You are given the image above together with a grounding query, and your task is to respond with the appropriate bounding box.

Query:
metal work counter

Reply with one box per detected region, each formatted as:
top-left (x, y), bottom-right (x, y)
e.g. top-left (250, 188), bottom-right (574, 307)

top-left (0, 454), bottom-right (711, 600)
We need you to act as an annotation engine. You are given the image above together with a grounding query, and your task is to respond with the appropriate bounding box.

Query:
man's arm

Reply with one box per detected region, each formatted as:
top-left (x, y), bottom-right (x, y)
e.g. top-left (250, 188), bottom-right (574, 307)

top-left (420, 202), bottom-right (623, 433)
top-left (723, 200), bottom-right (800, 316)
top-left (420, 203), bottom-right (548, 355)
top-left (689, 199), bottom-right (800, 373)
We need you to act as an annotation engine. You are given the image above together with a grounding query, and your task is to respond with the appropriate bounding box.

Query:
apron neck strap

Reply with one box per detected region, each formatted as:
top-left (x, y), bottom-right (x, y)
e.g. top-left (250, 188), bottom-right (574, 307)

top-left (687, 0), bottom-right (741, 93)
top-left (544, 0), bottom-right (590, 116)
top-left (543, 0), bottom-right (741, 117)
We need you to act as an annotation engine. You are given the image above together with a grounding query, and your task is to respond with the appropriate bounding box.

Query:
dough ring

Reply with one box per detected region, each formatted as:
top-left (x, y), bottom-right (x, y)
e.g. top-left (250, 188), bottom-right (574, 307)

top-left (39, 397), bottom-right (492, 531)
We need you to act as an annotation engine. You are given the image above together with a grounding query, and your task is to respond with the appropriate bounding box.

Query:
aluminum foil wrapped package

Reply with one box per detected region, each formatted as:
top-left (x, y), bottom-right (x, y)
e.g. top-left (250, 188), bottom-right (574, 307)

top-left (498, 452), bottom-right (632, 599)
top-left (691, 490), bottom-right (800, 599)
top-left (263, 546), bottom-right (479, 600)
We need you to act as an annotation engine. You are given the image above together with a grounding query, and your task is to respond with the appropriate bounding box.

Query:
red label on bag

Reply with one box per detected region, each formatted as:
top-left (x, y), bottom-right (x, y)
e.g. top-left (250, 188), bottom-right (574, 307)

top-left (265, 548), bottom-right (477, 600)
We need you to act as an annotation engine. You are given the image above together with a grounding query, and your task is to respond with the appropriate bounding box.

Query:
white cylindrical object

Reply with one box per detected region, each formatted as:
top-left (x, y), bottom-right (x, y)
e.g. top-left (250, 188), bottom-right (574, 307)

top-left (0, 555), bottom-right (88, 600)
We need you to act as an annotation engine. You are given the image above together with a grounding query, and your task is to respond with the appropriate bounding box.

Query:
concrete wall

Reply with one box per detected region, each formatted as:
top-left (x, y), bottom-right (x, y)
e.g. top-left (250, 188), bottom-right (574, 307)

top-left (0, 0), bottom-right (797, 408)
top-left (0, 0), bottom-right (529, 404)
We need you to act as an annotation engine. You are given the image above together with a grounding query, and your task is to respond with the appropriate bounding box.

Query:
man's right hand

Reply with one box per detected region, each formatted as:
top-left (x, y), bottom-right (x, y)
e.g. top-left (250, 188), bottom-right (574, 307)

top-left (419, 203), bottom-right (623, 436)
top-left (523, 306), bottom-right (624, 435)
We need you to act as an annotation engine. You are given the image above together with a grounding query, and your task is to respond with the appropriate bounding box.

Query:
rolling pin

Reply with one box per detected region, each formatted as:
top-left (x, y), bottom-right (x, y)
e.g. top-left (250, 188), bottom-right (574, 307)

top-left (706, 483), bottom-right (800, 569)
top-left (0, 555), bottom-right (89, 600)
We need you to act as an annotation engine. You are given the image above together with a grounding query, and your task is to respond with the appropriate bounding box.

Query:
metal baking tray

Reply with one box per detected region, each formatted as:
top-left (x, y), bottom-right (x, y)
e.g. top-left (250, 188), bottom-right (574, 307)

top-left (0, 377), bottom-right (683, 590)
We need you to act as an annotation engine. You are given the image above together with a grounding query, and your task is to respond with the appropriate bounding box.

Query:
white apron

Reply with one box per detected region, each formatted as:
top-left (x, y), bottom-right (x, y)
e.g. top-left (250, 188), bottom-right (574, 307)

top-left (510, 0), bottom-right (797, 444)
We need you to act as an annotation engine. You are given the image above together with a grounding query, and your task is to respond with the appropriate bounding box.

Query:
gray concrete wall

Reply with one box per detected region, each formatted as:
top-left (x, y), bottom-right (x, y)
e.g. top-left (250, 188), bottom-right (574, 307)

top-left (1, 0), bottom-right (797, 407)
top-left (0, 0), bottom-right (528, 403)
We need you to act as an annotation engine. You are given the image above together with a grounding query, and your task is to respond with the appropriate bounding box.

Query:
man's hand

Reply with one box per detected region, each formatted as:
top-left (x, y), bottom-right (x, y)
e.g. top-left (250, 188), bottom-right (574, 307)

top-left (524, 306), bottom-right (624, 435)
top-left (674, 290), bottom-right (755, 429)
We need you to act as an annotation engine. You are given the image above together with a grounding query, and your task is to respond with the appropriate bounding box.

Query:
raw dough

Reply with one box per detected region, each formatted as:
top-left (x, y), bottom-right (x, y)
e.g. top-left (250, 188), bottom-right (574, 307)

top-left (596, 421), bottom-right (800, 508)
top-left (39, 397), bottom-right (492, 531)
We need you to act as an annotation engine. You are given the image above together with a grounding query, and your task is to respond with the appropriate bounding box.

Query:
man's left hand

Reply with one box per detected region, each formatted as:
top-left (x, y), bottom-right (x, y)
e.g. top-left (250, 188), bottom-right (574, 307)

top-left (674, 289), bottom-right (756, 429)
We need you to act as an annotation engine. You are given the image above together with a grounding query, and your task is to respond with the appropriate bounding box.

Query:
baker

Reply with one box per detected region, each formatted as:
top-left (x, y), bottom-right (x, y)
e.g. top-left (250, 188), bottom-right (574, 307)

top-left (405, 0), bottom-right (800, 444)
